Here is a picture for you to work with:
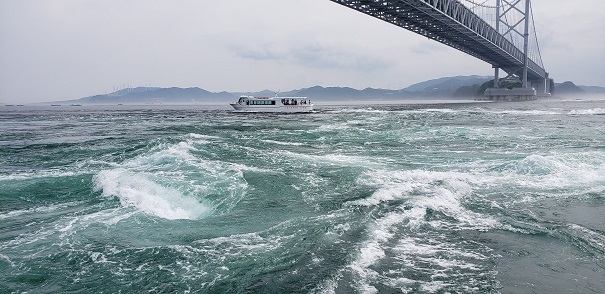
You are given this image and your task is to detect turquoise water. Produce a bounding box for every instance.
[1,99,604,293]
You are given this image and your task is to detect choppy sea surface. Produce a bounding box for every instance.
[1,98,604,293]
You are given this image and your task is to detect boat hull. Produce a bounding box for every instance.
[230,104,313,113]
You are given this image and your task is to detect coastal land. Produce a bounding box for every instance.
[3,75,603,106]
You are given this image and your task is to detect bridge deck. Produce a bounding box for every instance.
[330,0,547,81]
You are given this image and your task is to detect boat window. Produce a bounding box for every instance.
[250,100,276,105]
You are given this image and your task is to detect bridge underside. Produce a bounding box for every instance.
[329,0,547,82]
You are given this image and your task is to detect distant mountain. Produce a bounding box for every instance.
[555,81,585,96]
[72,87,236,104]
[578,85,605,95]
[55,75,605,105]
[231,89,277,97]
[278,86,408,101]
[276,76,492,101]
[403,75,491,95]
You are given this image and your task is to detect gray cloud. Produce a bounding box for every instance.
[233,42,392,71]
[410,41,449,55]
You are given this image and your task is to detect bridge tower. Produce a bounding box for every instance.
[486,0,550,101]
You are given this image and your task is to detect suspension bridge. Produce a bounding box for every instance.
[329,0,551,100]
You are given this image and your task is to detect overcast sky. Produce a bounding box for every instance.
[1,0,604,103]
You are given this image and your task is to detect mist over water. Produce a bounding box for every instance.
[1,98,604,293]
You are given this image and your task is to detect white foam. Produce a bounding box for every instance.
[0,201,82,220]
[89,251,114,264]
[187,133,221,140]
[423,108,459,113]
[312,122,351,132]
[341,168,497,292]
[349,212,404,275]
[124,141,199,168]
[348,212,413,292]
[0,253,15,267]
[567,224,605,253]
[49,207,143,241]
[348,169,497,229]
[92,138,250,215]
[507,152,605,191]
[260,139,305,146]
[2,221,58,249]
[327,108,388,114]
[346,202,494,293]
[489,109,562,116]
[281,150,385,169]
[569,108,605,115]
[186,133,223,145]
[93,169,211,220]
[0,169,79,181]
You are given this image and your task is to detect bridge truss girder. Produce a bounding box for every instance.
[329,0,547,82]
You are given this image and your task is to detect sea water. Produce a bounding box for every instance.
[1,98,604,293]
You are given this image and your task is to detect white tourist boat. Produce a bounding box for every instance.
[230,95,313,113]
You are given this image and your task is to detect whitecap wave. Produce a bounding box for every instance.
[92,138,250,219]
[93,169,211,220]
[279,149,385,169]
[341,168,498,292]
[348,169,497,229]
[346,208,495,293]
[260,139,305,146]
[0,201,83,220]
[504,152,605,191]
[491,109,562,116]
[0,169,80,181]
[423,108,459,113]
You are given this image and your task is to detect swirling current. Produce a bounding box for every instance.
[1,98,604,293]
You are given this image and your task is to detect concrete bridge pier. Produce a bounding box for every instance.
[482,87,537,101]
[532,79,550,97]
[482,75,552,101]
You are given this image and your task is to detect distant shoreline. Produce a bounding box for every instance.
[3,76,603,105]
[7,96,605,109]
